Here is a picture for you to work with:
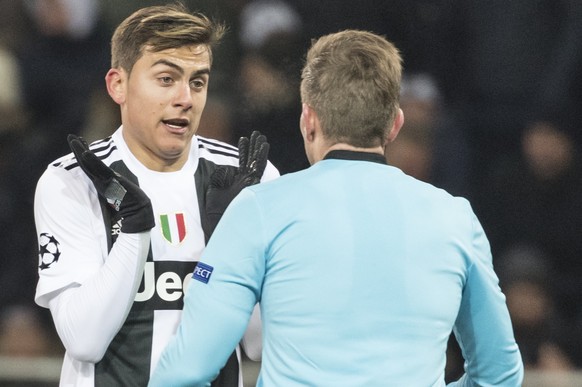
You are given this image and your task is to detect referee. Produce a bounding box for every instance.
[150,30,523,386]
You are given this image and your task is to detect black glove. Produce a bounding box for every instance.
[201,131,270,241]
[68,134,155,234]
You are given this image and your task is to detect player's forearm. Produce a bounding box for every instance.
[48,232,150,362]
[447,373,472,387]
[447,362,523,387]
[452,264,523,385]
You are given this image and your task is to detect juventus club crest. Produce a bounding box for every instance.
[160,213,187,244]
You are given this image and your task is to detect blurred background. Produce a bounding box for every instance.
[1,0,581,385]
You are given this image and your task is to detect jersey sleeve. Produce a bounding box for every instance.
[448,206,524,387]
[35,162,152,363]
[34,164,107,307]
[150,188,264,386]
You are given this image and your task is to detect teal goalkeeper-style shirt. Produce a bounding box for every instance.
[150,150,523,387]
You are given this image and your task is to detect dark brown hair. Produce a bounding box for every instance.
[111,3,225,73]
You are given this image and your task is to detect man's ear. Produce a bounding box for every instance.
[301,103,318,142]
[105,68,126,105]
[385,108,404,144]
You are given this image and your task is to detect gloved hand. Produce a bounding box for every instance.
[68,134,155,234]
[202,131,270,241]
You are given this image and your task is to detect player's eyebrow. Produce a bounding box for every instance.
[151,59,210,77]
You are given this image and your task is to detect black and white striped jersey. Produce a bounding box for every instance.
[35,127,278,386]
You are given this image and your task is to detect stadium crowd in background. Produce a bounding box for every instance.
[1,0,581,380]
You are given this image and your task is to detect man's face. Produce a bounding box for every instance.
[113,45,211,170]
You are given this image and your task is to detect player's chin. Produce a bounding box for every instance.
[160,125,193,141]
[158,136,192,157]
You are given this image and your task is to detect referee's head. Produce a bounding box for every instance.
[300,30,403,152]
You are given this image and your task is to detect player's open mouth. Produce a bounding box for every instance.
[162,118,189,132]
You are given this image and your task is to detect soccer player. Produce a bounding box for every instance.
[149,30,524,386]
[33,4,278,386]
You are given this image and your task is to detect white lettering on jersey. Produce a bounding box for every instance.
[135,262,193,302]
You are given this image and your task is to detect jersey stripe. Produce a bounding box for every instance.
[197,137,238,158]
[197,136,237,152]
[62,137,118,171]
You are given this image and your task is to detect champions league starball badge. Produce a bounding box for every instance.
[38,233,61,270]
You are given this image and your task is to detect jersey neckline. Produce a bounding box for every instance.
[323,149,387,165]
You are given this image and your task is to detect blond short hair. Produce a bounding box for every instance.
[301,30,402,147]
[111,3,225,73]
